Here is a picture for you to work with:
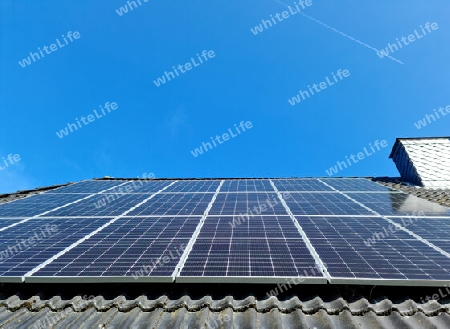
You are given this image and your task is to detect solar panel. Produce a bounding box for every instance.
[29,216,201,282]
[284,192,374,216]
[319,178,399,192]
[0,193,91,217]
[348,192,450,216]
[0,178,448,286]
[43,193,156,217]
[297,216,450,285]
[162,180,220,193]
[47,180,125,193]
[0,217,111,282]
[178,215,326,283]
[109,180,172,193]
[208,193,288,216]
[272,179,333,192]
[127,193,215,216]
[219,179,275,192]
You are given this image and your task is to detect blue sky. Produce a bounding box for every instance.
[0,0,448,193]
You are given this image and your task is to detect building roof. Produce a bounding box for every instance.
[389,137,450,187]
[1,178,450,328]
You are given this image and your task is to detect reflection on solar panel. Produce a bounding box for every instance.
[285,193,373,216]
[320,178,398,192]
[128,193,214,216]
[0,178,449,286]
[178,216,326,283]
[389,217,450,254]
[220,179,275,192]
[47,180,125,193]
[208,193,288,216]
[30,217,200,282]
[0,217,111,281]
[273,179,333,192]
[348,193,450,216]
[298,216,450,285]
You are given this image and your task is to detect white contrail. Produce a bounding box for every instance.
[272,0,404,64]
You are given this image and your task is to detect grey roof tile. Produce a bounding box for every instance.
[372,177,450,208]
[1,294,450,328]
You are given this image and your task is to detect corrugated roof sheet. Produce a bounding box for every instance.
[2,294,450,329]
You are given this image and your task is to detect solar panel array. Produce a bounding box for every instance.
[0,178,449,286]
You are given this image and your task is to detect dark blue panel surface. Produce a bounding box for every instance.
[46,180,125,193]
[127,193,214,216]
[0,218,27,228]
[348,193,450,216]
[208,193,288,216]
[285,193,373,216]
[45,193,152,217]
[219,179,274,192]
[163,180,220,193]
[115,181,172,193]
[180,216,322,277]
[298,216,450,281]
[0,194,89,217]
[0,217,110,277]
[272,179,333,192]
[32,217,200,277]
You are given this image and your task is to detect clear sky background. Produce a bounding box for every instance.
[0,1,448,193]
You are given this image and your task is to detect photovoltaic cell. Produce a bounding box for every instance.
[44,193,153,217]
[179,216,325,282]
[320,178,399,192]
[272,179,333,192]
[110,181,172,193]
[46,180,125,193]
[208,193,288,216]
[0,193,89,217]
[219,179,275,192]
[31,216,201,279]
[0,217,111,279]
[348,192,450,217]
[127,193,214,216]
[162,180,220,193]
[298,216,450,284]
[285,193,373,216]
